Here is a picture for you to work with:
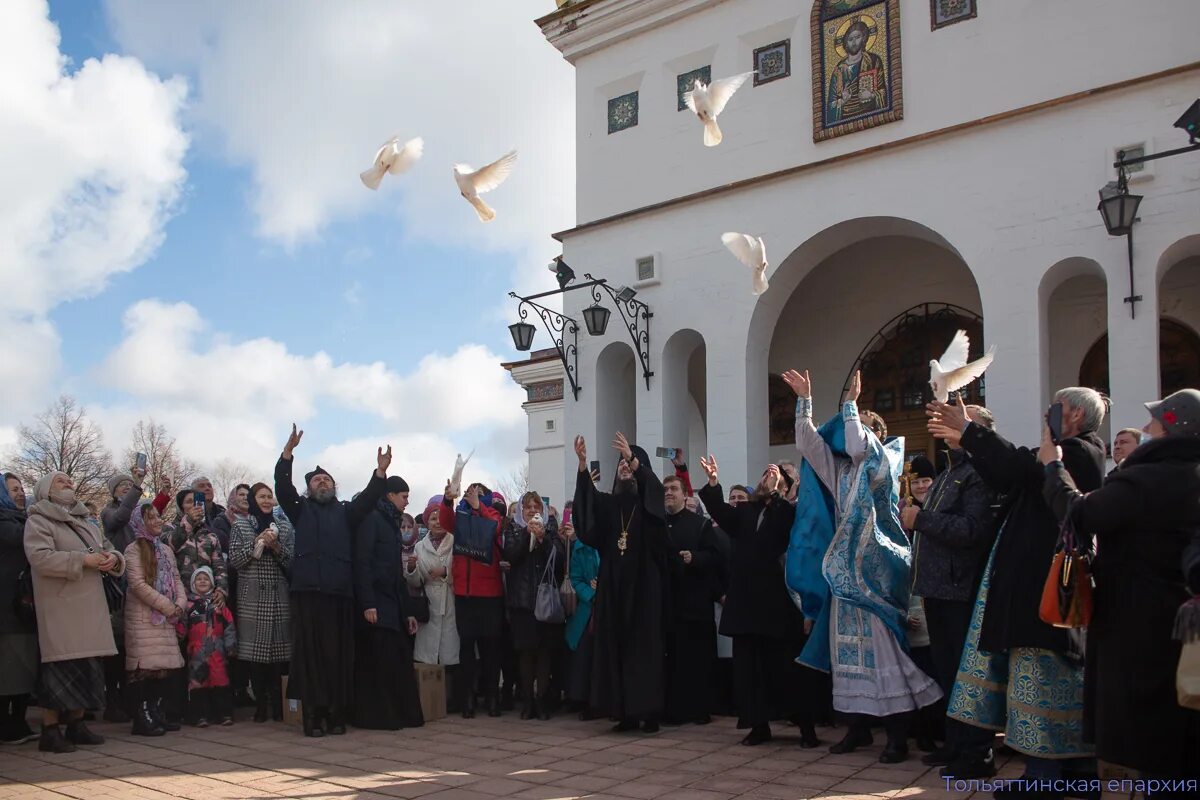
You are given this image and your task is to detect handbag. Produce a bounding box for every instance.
[67,523,125,614]
[407,586,431,624]
[560,539,578,618]
[452,510,496,565]
[1174,597,1200,710]
[534,542,564,624]
[12,566,36,627]
[1038,515,1093,629]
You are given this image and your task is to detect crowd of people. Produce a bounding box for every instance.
[1,380,1198,800]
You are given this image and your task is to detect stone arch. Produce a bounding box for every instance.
[660,329,707,472]
[748,216,980,468]
[1080,319,1200,399]
[1038,257,1108,402]
[1157,235,1200,396]
[594,341,638,480]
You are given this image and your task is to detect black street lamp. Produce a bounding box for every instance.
[508,321,536,352]
[1095,109,1200,319]
[582,303,611,337]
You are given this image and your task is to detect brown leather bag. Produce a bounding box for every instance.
[1039,516,1093,629]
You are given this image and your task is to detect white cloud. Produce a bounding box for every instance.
[0,0,188,417]
[90,299,527,499]
[105,0,575,290]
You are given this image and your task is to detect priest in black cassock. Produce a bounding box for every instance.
[572,433,671,734]
[698,458,819,748]
[661,474,720,726]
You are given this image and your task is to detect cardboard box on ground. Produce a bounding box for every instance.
[416,663,445,722]
[281,676,302,726]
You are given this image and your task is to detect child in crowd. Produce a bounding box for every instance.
[177,567,237,727]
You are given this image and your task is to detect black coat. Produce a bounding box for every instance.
[502,518,566,612]
[1044,435,1200,777]
[699,484,803,640]
[354,503,415,633]
[573,464,670,720]
[911,449,997,602]
[209,514,232,554]
[960,423,1105,653]
[275,457,386,598]
[0,506,32,634]
[664,509,720,622]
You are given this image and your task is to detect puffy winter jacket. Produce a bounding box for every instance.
[449,502,505,598]
[123,541,186,672]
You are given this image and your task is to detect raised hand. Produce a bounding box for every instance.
[283,423,304,459]
[574,435,588,471]
[444,479,458,501]
[699,454,719,486]
[782,369,811,399]
[927,394,971,431]
[376,445,392,476]
[612,431,633,462]
[465,484,480,510]
[845,369,862,404]
[671,447,686,467]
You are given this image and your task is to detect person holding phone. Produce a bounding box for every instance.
[927,387,1107,782]
[1039,388,1200,790]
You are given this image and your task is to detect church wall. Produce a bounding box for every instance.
[1161,255,1200,341]
[568,0,1200,223]
[524,400,567,509]
[550,2,1200,488]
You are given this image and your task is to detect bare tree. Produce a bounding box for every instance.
[210,458,258,502]
[494,461,530,505]
[124,419,198,500]
[6,395,115,508]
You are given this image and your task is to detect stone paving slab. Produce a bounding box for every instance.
[0,712,1018,799]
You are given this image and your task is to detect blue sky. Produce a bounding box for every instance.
[2,0,575,496]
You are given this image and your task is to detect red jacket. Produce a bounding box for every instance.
[447,502,505,598]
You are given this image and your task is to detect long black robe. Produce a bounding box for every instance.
[573,463,671,721]
[663,509,719,723]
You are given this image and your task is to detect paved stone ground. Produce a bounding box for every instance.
[0,713,1027,800]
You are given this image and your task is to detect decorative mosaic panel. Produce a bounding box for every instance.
[527,380,564,403]
[607,91,639,134]
[811,0,903,142]
[931,0,977,29]
[677,65,712,111]
[753,40,790,86]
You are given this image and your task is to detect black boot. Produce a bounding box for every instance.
[486,694,501,718]
[64,719,104,746]
[829,724,873,754]
[798,721,820,749]
[38,724,76,754]
[2,697,36,744]
[102,676,130,724]
[520,700,535,720]
[462,692,476,719]
[268,669,284,723]
[325,707,346,736]
[741,724,772,746]
[130,682,165,737]
[301,706,325,738]
[148,681,178,734]
[536,696,551,721]
[251,666,268,723]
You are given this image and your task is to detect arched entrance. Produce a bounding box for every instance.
[1080,319,1200,398]
[755,219,982,468]
[661,329,707,470]
[851,304,984,460]
[595,341,637,480]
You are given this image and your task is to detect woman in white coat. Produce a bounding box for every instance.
[405,500,459,668]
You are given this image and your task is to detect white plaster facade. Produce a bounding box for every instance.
[529,0,1200,489]
[503,349,568,508]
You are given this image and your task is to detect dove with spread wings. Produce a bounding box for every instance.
[929,330,996,403]
[449,449,475,498]
[720,232,769,295]
[360,136,424,190]
[683,71,754,147]
[454,150,517,223]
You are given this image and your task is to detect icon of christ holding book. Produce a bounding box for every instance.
[826,17,887,123]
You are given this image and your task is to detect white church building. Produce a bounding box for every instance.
[506,0,1200,499]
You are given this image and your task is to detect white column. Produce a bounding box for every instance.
[706,333,754,487]
[1104,240,1160,430]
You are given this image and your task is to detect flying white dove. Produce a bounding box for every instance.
[721,232,769,295]
[453,150,517,222]
[449,449,475,498]
[359,136,424,190]
[929,330,996,403]
[683,71,754,147]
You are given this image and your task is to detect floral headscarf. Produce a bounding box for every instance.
[225,486,249,526]
[130,500,179,625]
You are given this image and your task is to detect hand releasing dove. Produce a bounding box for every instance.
[721,232,769,295]
[929,330,996,403]
[360,136,424,190]
[683,71,754,147]
[454,150,517,222]
[449,449,475,498]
